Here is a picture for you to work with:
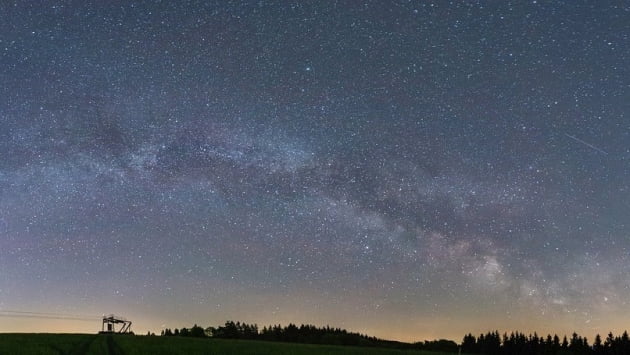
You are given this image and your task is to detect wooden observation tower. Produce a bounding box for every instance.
[100,314,132,334]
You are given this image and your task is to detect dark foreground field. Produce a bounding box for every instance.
[0,333,458,355]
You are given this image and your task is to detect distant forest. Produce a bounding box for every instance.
[158,321,630,355]
[462,330,630,355]
[159,321,457,352]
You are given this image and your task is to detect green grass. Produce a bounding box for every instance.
[0,334,458,355]
[0,333,96,355]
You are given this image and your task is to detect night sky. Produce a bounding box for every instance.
[1,1,629,342]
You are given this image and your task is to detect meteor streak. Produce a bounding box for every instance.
[564,134,608,155]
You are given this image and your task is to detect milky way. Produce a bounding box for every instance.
[1,1,629,341]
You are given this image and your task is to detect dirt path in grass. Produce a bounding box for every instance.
[67,335,98,355]
[105,335,126,355]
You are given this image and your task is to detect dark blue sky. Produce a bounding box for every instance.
[1,1,629,341]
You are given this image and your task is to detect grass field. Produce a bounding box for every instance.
[0,334,458,355]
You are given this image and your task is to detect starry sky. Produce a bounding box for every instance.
[1,0,629,342]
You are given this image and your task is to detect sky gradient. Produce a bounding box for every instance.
[1,0,629,342]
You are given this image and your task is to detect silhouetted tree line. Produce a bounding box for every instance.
[462,330,630,355]
[160,320,457,352]
[208,321,384,347]
[161,324,206,338]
